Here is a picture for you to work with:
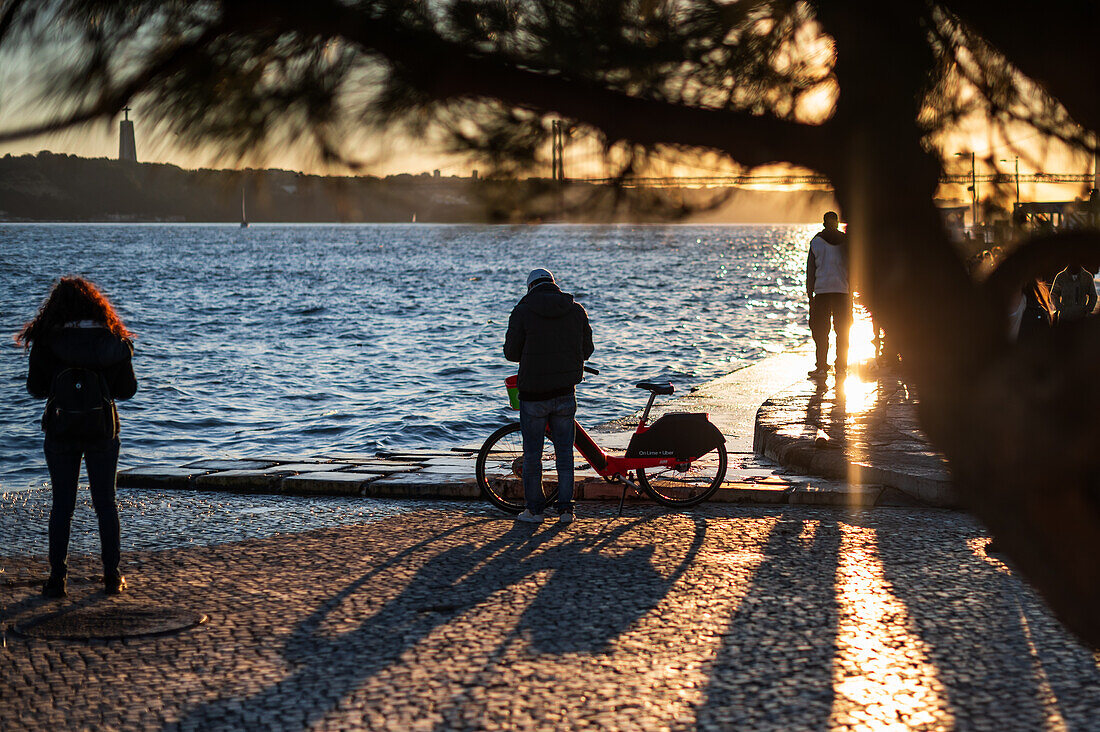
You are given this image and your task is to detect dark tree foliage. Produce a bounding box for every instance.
[3,0,1100,647]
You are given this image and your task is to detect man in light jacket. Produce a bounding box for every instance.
[806,211,850,377]
[1051,263,1096,322]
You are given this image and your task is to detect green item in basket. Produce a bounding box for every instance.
[505,375,520,410]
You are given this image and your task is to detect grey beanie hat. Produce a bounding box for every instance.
[527,268,555,289]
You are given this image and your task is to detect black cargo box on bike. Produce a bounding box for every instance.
[624,413,725,460]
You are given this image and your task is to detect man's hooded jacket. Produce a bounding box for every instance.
[504,282,594,401]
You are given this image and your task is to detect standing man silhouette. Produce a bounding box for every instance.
[806,211,851,378]
[504,269,593,525]
[1051,263,1097,321]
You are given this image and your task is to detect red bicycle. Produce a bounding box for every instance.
[475,367,728,513]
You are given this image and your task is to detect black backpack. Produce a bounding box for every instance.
[43,367,118,440]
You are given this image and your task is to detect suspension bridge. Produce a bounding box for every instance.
[541,131,1098,189]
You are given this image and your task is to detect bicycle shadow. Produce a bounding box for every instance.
[164,512,707,730]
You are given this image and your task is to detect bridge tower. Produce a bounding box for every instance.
[118,107,137,163]
[551,120,565,182]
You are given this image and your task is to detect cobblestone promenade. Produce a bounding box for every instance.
[4,494,1100,731]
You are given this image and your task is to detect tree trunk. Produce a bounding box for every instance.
[818,1,1100,649]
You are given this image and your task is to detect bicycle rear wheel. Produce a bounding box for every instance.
[475,423,564,514]
[636,443,727,507]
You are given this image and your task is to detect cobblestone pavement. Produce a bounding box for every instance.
[0,487,467,558]
[4,503,1099,730]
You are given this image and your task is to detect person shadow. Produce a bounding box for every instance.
[805,372,848,447]
[875,521,1100,727]
[164,513,707,730]
[1,576,115,636]
[694,513,842,727]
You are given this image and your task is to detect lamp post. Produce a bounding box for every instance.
[1001,156,1020,206]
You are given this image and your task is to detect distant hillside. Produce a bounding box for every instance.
[0,152,835,223]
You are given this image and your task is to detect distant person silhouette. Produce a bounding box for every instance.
[1008,279,1054,342]
[504,269,593,525]
[1051,264,1096,321]
[16,277,137,598]
[806,211,851,377]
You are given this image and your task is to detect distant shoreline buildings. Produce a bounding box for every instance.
[0,151,837,224]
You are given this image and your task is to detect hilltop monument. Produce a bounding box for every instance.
[118,107,137,162]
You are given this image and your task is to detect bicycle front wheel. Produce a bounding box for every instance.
[637,443,727,508]
[475,423,561,514]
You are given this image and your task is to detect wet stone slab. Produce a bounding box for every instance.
[367,472,481,499]
[116,467,210,489]
[192,470,280,493]
[182,459,276,471]
[261,463,356,474]
[281,472,372,496]
[341,461,425,473]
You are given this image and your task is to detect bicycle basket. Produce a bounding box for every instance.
[504,375,520,410]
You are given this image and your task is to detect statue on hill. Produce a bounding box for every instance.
[118,107,136,163]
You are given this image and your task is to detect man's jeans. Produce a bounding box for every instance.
[809,293,853,370]
[44,436,121,579]
[519,394,577,515]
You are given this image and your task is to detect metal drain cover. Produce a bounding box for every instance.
[14,603,207,640]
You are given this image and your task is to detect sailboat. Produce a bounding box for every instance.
[240,187,249,228]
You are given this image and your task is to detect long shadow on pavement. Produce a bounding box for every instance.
[694,512,841,728]
[164,512,707,730]
[876,518,1100,728]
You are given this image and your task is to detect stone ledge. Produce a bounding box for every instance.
[281,472,373,496]
[193,469,281,493]
[754,387,959,508]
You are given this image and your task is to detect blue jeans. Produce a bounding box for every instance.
[44,435,122,579]
[519,394,577,515]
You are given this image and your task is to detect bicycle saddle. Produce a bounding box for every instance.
[635,380,675,395]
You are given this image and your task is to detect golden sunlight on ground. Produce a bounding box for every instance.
[829,524,954,730]
[838,302,883,416]
[845,302,879,371]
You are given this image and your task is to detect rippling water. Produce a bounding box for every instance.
[0,223,815,489]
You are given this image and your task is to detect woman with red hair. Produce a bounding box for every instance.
[16,277,137,598]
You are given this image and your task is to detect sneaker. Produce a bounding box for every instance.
[558,510,575,525]
[104,574,127,596]
[808,367,828,378]
[42,575,66,599]
[515,510,543,524]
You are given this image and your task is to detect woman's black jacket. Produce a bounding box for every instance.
[26,324,137,434]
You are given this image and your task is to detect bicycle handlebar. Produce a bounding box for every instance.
[583,366,600,375]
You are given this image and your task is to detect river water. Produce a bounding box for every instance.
[0,223,816,490]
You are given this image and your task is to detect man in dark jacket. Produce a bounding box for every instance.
[504,268,594,524]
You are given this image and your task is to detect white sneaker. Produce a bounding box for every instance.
[516,509,544,524]
[558,510,575,525]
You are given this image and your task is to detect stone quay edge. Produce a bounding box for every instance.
[116,350,957,509]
